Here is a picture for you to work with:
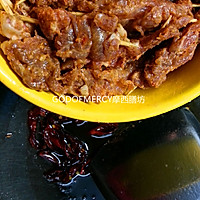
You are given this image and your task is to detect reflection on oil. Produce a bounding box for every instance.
[107,137,200,200]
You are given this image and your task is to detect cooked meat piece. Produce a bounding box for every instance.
[94,13,118,32]
[56,14,92,60]
[130,70,148,89]
[35,7,92,60]
[49,60,136,97]
[88,63,135,97]
[29,0,97,12]
[49,67,92,96]
[36,7,71,40]
[125,25,181,63]
[128,12,194,61]
[63,0,97,12]
[29,0,57,7]
[0,11,31,40]
[127,0,193,35]
[90,17,138,63]
[138,25,180,57]
[90,15,140,64]
[144,20,200,88]
[1,35,60,91]
[54,24,75,57]
[89,21,108,62]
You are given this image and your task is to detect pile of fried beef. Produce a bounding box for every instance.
[0,0,200,98]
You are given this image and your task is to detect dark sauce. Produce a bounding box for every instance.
[28,107,119,184]
[89,123,118,138]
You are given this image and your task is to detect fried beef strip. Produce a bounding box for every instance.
[36,7,92,60]
[133,19,186,59]
[56,14,92,60]
[49,59,136,97]
[88,62,136,97]
[144,19,200,88]
[125,0,193,35]
[35,7,71,40]
[1,35,60,91]
[90,17,130,63]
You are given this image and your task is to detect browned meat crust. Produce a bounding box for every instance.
[55,14,92,60]
[49,62,136,97]
[144,19,200,87]
[35,7,71,40]
[1,35,60,91]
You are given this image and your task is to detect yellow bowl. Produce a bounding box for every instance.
[0,46,200,123]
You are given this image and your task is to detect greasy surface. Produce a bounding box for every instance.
[144,20,200,87]
[0,0,199,98]
[1,35,60,91]
[1,83,200,200]
[0,83,105,200]
[91,107,200,200]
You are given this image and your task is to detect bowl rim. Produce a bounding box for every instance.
[0,70,200,123]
